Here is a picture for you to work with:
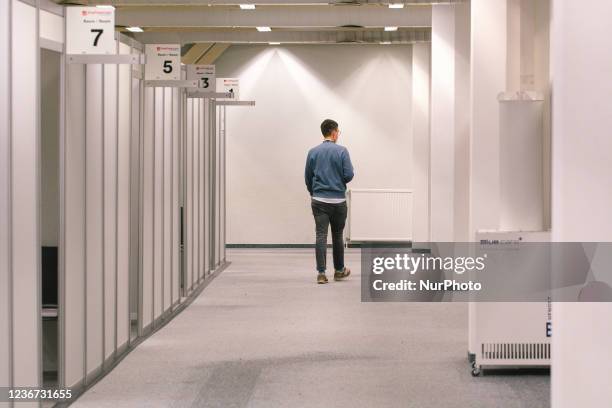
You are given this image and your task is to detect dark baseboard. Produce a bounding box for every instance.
[227,243,318,248]
[227,242,415,249]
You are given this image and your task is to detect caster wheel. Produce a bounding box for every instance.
[471,367,481,377]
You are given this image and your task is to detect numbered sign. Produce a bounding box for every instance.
[187,65,216,91]
[145,44,181,81]
[66,7,116,55]
[216,78,240,100]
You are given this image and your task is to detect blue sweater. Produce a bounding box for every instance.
[305,140,354,199]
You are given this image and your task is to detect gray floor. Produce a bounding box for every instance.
[73,249,549,408]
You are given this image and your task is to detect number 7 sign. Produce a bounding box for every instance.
[66,7,116,55]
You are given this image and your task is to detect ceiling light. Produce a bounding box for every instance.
[269,42,281,45]
[96,5,115,9]
[380,41,392,45]
[388,3,404,9]
[384,26,398,31]
[240,4,256,10]
[126,26,144,33]
[256,26,272,32]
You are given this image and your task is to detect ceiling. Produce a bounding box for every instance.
[56,0,461,63]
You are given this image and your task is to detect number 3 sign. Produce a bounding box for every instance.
[145,44,181,81]
[66,7,116,55]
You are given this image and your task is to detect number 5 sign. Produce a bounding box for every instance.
[66,7,116,55]
[145,44,181,81]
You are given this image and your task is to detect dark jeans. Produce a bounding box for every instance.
[311,199,347,273]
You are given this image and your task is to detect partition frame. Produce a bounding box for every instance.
[26,18,236,403]
[59,30,142,393]
[50,23,68,394]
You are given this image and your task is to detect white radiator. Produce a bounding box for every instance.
[347,189,413,242]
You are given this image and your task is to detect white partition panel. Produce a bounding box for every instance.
[129,73,141,330]
[215,105,221,266]
[199,99,205,280]
[172,89,180,303]
[204,99,211,273]
[0,1,11,403]
[203,99,208,271]
[9,0,41,398]
[208,101,214,269]
[163,87,173,311]
[64,62,86,388]
[63,37,137,390]
[220,106,226,262]
[103,62,118,361]
[153,88,164,320]
[138,84,182,318]
[116,42,132,349]
[85,64,104,376]
[187,98,194,292]
[194,98,201,282]
[141,87,154,329]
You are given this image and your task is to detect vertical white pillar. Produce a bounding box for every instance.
[550,1,612,407]
[453,3,471,242]
[468,0,507,358]
[430,5,456,242]
[430,3,470,242]
[469,0,507,236]
[411,43,430,243]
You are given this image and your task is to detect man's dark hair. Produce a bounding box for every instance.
[320,119,338,137]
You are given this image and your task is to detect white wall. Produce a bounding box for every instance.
[550,1,612,406]
[469,0,507,237]
[216,44,414,244]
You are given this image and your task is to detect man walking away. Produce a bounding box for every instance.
[304,119,354,284]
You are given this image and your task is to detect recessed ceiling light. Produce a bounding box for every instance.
[240,4,256,10]
[126,26,144,33]
[384,26,398,31]
[388,3,404,9]
[269,42,281,45]
[96,5,115,9]
[256,26,272,32]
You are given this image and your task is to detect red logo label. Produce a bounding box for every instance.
[81,10,87,16]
